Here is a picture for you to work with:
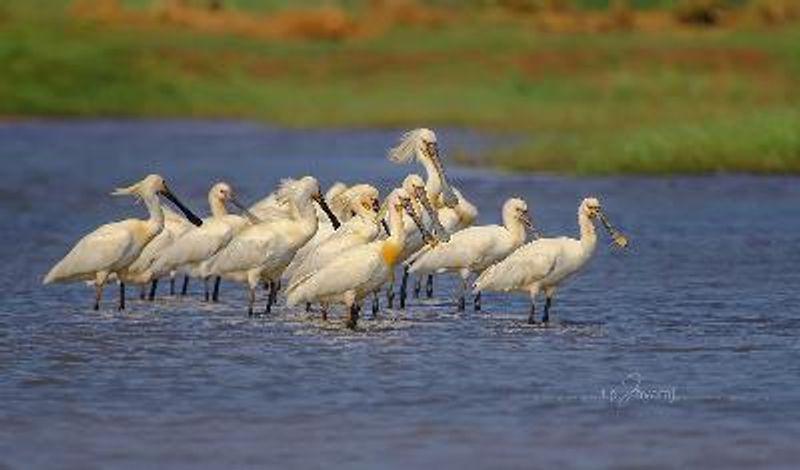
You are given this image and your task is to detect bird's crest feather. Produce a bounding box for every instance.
[387,129,424,164]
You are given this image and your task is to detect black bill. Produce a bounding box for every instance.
[160,186,203,227]
[314,194,341,229]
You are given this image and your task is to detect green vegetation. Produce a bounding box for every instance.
[1,0,799,174]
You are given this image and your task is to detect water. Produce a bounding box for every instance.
[1,121,799,469]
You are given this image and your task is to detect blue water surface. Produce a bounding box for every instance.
[1,121,799,469]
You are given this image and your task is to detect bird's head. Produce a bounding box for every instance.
[211,182,259,224]
[581,197,602,219]
[402,174,450,243]
[388,128,458,209]
[394,188,436,247]
[112,174,166,199]
[112,174,202,227]
[504,197,540,239]
[581,197,628,248]
[211,182,232,201]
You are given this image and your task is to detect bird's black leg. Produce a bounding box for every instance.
[413,277,421,298]
[386,286,394,309]
[399,267,409,309]
[473,291,481,311]
[212,276,221,302]
[346,303,359,329]
[263,280,278,315]
[148,279,158,301]
[426,274,434,298]
[542,297,552,324]
[118,282,126,311]
[271,280,280,305]
[306,303,312,313]
[94,284,102,311]
[180,275,189,296]
[263,281,274,315]
[169,276,175,296]
[204,277,210,302]
[372,294,379,317]
[248,288,255,317]
[527,302,536,325]
[457,275,467,312]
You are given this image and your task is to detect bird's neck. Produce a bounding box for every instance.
[578,211,597,257]
[419,157,443,203]
[456,198,478,226]
[295,198,319,235]
[504,214,527,246]
[144,193,165,236]
[381,208,406,266]
[209,196,227,218]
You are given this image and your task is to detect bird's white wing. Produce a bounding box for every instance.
[162,205,193,229]
[286,245,381,305]
[288,234,369,289]
[409,226,499,274]
[474,241,560,293]
[151,225,232,274]
[127,228,175,274]
[203,228,277,276]
[44,222,135,283]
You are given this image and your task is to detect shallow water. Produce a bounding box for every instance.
[1,121,799,469]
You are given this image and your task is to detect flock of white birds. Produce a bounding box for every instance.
[43,128,627,328]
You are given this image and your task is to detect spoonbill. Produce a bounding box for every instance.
[409,197,533,311]
[473,197,628,324]
[286,188,433,329]
[142,182,256,301]
[202,176,339,316]
[43,174,202,310]
[388,129,463,306]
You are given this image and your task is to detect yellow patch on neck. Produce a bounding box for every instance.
[381,240,402,267]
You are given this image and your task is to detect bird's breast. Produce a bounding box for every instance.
[381,241,402,267]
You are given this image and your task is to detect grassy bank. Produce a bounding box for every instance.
[1,1,799,174]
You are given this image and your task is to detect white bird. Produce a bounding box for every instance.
[142,182,255,300]
[473,197,628,324]
[388,128,466,306]
[202,176,338,316]
[286,188,432,329]
[43,174,202,310]
[409,197,533,311]
[287,188,382,291]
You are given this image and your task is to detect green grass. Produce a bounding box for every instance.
[1,0,799,174]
